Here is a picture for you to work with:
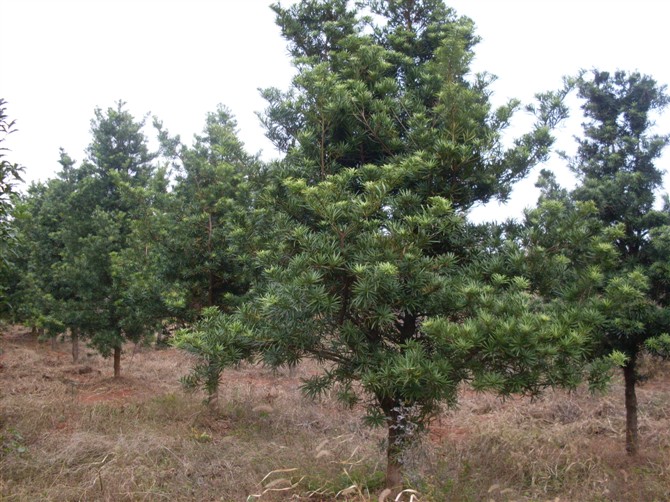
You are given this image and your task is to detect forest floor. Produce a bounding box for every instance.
[1,325,670,501]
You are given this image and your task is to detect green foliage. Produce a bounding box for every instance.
[260,0,568,208]
[153,106,260,318]
[566,70,670,359]
[172,307,255,402]
[529,69,670,455]
[0,99,25,316]
[645,333,670,358]
[0,99,24,242]
[9,102,165,372]
[186,0,591,488]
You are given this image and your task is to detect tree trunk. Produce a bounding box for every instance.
[623,358,638,455]
[207,212,215,307]
[51,335,57,350]
[381,397,404,491]
[208,272,215,307]
[386,418,403,491]
[113,346,121,378]
[71,328,79,363]
[208,387,219,409]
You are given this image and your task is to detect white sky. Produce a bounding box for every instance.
[2,0,669,221]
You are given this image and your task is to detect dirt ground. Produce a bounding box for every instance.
[2,325,670,501]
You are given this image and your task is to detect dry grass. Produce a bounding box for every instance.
[2,326,670,501]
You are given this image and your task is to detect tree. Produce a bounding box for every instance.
[154,106,259,319]
[12,150,92,357]
[181,0,596,490]
[564,70,670,455]
[165,107,278,402]
[23,102,161,376]
[0,99,25,316]
[246,164,601,489]
[84,102,160,376]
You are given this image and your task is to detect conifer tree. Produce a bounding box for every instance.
[78,102,159,376]
[155,106,259,318]
[0,99,24,316]
[179,0,596,490]
[19,102,162,376]
[4,148,78,338]
[164,107,273,403]
[563,70,670,455]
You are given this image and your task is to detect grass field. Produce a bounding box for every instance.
[2,326,669,501]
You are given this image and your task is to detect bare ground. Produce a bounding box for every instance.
[1,325,669,501]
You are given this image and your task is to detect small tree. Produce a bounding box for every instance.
[11,151,91,358]
[0,99,24,317]
[154,106,259,319]
[246,163,604,488]
[175,1,616,489]
[563,70,670,455]
[248,0,589,489]
[32,102,162,376]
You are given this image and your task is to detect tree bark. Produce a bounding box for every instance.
[208,272,215,307]
[113,346,121,378]
[71,328,79,363]
[624,358,638,455]
[386,418,403,491]
[208,387,219,409]
[381,397,404,491]
[207,212,215,307]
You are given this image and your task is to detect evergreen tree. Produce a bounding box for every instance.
[255,2,582,489]
[0,99,25,316]
[564,70,670,455]
[10,174,72,346]
[178,0,595,490]
[29,102,161,376]
[164,107,276,403]
[82,102,159,376]
[155,106,259,318]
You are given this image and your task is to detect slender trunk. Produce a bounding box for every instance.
[113,346,121,378]
[386,419,403,491]
[381,397,404,491]
[624,357,638,455]
[208,212,215,307]
[51,335,57,350]
[208,387,219,409]
[71,328,79,363]
[208,273,215,307]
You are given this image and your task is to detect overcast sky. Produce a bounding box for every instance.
[2,0,669,221]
